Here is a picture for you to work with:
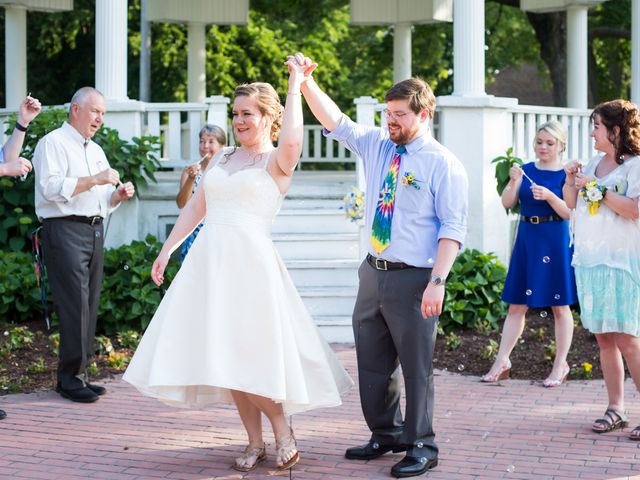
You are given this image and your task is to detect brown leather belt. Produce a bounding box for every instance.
[46,215,104,226]
[520,214,562,224]
[366,254,414,271]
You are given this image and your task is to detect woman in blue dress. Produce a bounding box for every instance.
[482,121,578,387]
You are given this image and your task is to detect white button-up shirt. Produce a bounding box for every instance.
[33,121,116,220]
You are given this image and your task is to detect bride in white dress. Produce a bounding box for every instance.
[123,54,353,471]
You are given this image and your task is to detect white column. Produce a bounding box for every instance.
[188,23,207,103]
[5,6,27,108]
[139,0,151,102]
[452,0,485,97]
[205,95,230,135]
[632,0,640,105]
[437,95,518,263]
[96,0,128,101]
[566,6,588,109]
[393,23,412,83]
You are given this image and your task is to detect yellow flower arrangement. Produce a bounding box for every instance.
[579,180,607,216]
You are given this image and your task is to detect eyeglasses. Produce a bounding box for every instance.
[382,108,412,121]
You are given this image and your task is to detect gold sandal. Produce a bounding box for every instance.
[276,429,300,470]
[232,443,266,472]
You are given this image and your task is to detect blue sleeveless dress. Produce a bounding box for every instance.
[501,162,578,307]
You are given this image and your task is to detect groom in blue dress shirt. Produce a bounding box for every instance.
[297,55,468,478]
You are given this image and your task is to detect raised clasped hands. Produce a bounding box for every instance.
[284,53,317,86]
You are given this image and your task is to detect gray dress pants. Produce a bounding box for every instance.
[42,218,104,390]
[352,259,438,459]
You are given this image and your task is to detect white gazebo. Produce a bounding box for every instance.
[1,0,73,108]
[144,0,248,103]
[350,0,452,83]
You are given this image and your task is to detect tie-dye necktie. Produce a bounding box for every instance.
[370,145,405,254]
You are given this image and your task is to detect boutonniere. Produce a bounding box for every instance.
[401,171,421,190]
[579,180,607,216]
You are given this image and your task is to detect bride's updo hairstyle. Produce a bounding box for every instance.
[234,83,284,142]
[590,99,640,164]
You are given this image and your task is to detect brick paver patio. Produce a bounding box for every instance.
[1,345,639,479]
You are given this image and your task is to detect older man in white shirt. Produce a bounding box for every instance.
[33,87,135,403]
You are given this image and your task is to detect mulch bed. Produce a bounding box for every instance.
[0,311,603,396]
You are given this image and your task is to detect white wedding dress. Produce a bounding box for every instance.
[123,158,353,414]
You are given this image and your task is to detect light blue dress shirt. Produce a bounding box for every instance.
[325,114,468,268]
[0,146,4,164]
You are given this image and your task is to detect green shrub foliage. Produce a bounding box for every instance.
[491,147,524,215]
[440,249,508,333]
[0,251,43,324]
[98,235,179,335]
[0,235,178,333]
[1,108,160,252]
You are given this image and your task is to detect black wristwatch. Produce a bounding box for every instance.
[429,274,445,286]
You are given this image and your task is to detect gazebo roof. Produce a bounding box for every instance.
[0,0,72,12]
[144,0,248,25]
[520,0,606,13]
[350,0,452,25]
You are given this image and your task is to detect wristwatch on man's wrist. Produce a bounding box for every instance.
[429,274,445,286]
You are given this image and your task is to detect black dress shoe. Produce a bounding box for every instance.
[391,455,438,478]
[345,441,405,460]
[0,409,6,420]
[56,385,99,403]
[86,383,107,396]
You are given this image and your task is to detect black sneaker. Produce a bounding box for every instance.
[0,409,6,420]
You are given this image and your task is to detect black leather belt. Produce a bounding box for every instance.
[50,215,104,226]
[366,254,414,271]
[520,214,562,224]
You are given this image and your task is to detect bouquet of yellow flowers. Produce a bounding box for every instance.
[579,180,607,216]
[342,186,365,222]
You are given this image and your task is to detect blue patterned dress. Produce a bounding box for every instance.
[179,173,204,263]
[501,162,578,307]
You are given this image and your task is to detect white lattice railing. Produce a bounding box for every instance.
[509,104,594,163]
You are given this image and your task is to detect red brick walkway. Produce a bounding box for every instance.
[1,345,639,479]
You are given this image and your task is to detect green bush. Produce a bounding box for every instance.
[441,248,508,333]
[0,251,43,324]
[1,108,161,252]
[491,147,524,215]
[98,235,179,335]
[0,235,178,334]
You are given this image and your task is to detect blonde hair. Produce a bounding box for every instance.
[535,120,568,154]
[233,82,283,142]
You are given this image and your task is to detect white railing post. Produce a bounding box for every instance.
[354,96,379,260]
[205,95,231,139]
[354,96,378,192]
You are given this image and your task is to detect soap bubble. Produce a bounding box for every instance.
[540,311,548,318]
[525,289,532,296]
[542,256,550,263]
[554,294,561,300]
